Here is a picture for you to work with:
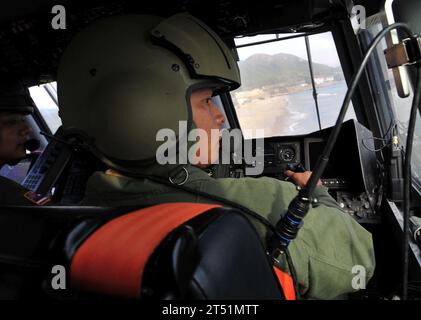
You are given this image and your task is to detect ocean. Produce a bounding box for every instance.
[281,81,357,136]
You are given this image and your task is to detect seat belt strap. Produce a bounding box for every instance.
[70,202,296,300]
[273,266,296,300]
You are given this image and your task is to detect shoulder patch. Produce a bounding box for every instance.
[24,191,51,206]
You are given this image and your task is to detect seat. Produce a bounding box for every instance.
[143,206,286,299]
[0,204,132,299]
[65,203,287,300]
[0,203,291,299]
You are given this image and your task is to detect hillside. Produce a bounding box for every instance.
[238,53,344,89]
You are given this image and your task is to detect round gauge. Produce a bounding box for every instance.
[278,146,296,162]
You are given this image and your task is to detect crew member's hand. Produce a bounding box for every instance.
[284,170,322,188]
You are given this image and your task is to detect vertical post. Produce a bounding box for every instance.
[305,35,322,131]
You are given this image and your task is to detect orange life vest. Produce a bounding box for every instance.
[70,203,296,300]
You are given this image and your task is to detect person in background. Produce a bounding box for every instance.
[0,87,44,205]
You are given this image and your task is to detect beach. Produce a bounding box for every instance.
[233,82,357,139]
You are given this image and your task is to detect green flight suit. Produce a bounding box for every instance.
[81,164,375,300]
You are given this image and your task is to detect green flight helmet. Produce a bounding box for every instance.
[0,82,34,115]
[57,13,240,171]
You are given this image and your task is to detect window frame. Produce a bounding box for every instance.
[229,29,362,138]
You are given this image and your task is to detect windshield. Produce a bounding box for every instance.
[28,82,62,134]
[231,32,356,139]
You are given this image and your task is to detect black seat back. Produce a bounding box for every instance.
[142,207,285,300]
[0,205,285,300]
[0,205,134,299]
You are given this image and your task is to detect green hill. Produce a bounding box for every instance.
[238,53,344,90]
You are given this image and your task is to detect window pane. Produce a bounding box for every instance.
[232,32,356,139]
[308,33,356,129]
[28,82,62,134]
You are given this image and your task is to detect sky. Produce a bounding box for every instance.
[28,82,62,133]
[234,32,342,68]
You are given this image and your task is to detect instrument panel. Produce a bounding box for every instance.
[257,142,301,175]
[245,120,381,223]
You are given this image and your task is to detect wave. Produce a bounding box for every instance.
[318,93,338,97]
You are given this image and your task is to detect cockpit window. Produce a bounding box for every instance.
[232,32,356,139]
[28,82,62,134]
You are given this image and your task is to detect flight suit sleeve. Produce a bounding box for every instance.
[198,176,376,300]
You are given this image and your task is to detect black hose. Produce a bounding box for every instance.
[284,247,301,299]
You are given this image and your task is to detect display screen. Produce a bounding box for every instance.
[306,139,338,179]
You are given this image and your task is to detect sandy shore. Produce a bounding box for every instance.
[234,94,297,138]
